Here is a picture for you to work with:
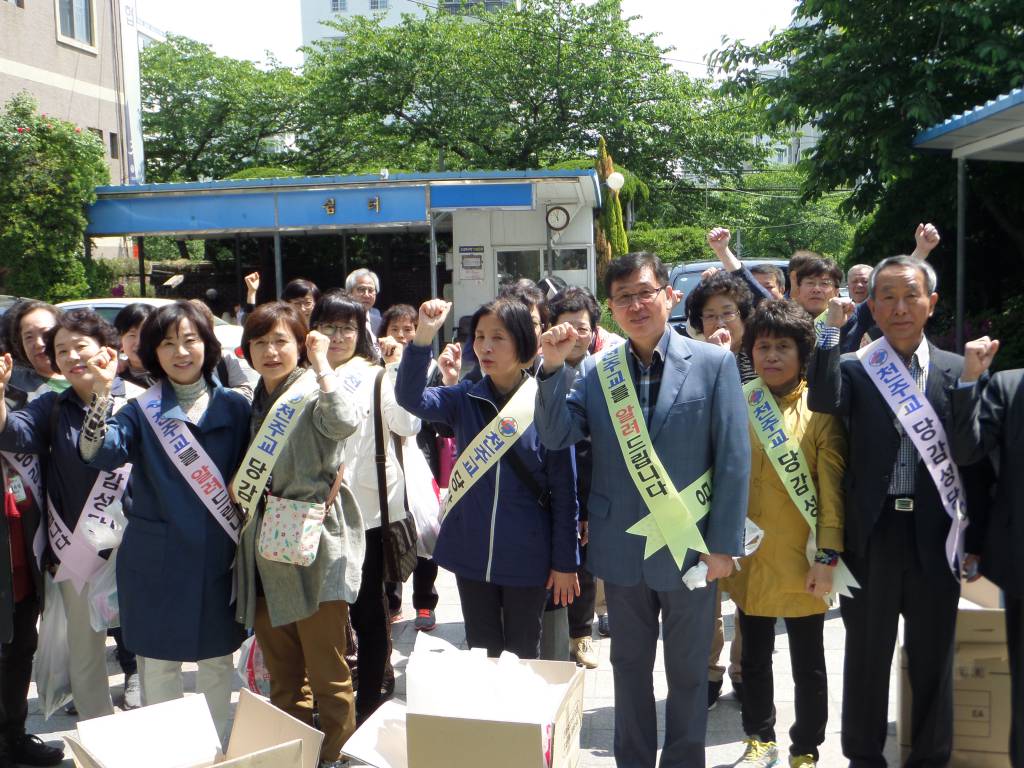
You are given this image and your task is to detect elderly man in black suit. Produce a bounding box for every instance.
[808,254,981,767]
[950,336,1023,767]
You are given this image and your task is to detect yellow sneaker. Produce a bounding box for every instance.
[789,755,816,768]
[736,738,778,766]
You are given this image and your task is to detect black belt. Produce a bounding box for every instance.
[888,495,915,512]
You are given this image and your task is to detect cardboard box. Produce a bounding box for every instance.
[64,688,324,768]
[343,635,585,768]
[962,576,1004,609]
[898,593,1012,768]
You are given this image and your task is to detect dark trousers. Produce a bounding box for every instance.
[605,580,716,768]
[350,527,388,720]
[1009,594,1024,768]
[109,627,137,677]
[385,557,439,612]
[0,593,39,740]
[840,509,960,768]
[568,544,596,639]
[455,576,547,659]
[738,609,827,759]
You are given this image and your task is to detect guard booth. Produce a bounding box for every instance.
[86,170,603,335]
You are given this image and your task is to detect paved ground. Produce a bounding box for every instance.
[30,567,900,767]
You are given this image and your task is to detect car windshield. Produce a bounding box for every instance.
[670,271,704,319]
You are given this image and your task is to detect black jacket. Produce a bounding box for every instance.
[950,369,1024,596]
[807,340,983,576]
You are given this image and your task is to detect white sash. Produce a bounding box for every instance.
[137,384,242,543]
[48,465,130,594]
[442,376,538,520]
[857,336,966,575]
[1,452,43,509]
[231,370,320,527]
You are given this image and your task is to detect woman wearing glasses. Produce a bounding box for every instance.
[312,290,419,723]
[685,272,757,384]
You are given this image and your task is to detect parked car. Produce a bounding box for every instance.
[668,259,791,325]
[56,297,245,358]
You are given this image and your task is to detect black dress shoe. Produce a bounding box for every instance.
[707,679,723,710]
[10,734,64,767]
[597,613,610,637]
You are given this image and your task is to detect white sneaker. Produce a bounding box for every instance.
[570,636,598,669]
[736,738,779,767]
[123,673,141,710]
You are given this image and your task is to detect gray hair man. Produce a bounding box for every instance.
[345,268,382,337]
[846,264,872,303]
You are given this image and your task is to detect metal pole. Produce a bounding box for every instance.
[342,233,349,280]
[429,214,440,356]
[234,235,242,306]
[137,237,146,297]
[956,159,967,352]
[273,233,283,299]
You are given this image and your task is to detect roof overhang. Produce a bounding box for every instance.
[913,87,1024,162]
[86,170,603,238]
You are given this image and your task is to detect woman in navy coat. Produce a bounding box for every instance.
[79,302,249,743]
[395,297,579,660]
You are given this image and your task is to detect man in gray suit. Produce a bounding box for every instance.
[534,252,750,768]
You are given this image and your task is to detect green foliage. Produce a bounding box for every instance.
[627,224,709,262]
[143,237,204,262]
[226,166,301,180]
[299,0,765,180]
[0,93,109,301]
[141,36,302,182]
[711,1,1024,322]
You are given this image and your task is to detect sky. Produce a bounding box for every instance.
[134,0,797,76]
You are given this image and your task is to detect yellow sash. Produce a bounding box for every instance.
[742,377,859,600]
[596,344,709,569]
[442,375,538,520]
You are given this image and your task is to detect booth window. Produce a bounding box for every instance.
[369,0,389,9]
[331,0,346,10]
[57,0,96,47]
[109,132,120,159]
[553,248,588,271]
[496,249,541,286]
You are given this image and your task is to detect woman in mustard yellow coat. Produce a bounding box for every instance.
[724,300,847,768]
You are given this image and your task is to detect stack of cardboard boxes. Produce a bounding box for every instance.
[899,577,1011,768]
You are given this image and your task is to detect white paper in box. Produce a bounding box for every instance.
[65,688,324,768]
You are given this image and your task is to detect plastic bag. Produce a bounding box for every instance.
[402,439,441,557]
[236,634,271,698]
[81,500,127,552]
[87,554,119,631]
[34,573,72,719]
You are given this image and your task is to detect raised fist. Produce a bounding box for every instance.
[707,227,731,255]
[914,223,941,256]
[244,272,260,303]
[86,347,119,393]
[539,322,579,373]
[0,353,12,388]
[826,297,855,328]
[962,336,999,383]
[379,335,404,365]
[438,342,462,385]
[417,300,451,336]
[305,329,331,362]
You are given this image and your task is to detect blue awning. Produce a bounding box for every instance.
[86,169,601,237]
[913,88,1024,162]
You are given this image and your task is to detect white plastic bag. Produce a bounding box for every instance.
[34,573,72,719]
[87,554,119,631]
[81,501,127,552]
[235,634,271,697]
[402,438,441,557]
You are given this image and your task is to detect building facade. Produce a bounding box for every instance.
[300,0,517,48]
[0,0,144,186]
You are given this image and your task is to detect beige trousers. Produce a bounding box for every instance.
[138,654,235,745]
[57,579,115,720]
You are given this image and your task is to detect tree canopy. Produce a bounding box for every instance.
[0,93,109,300]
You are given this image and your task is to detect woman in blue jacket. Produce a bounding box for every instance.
[395,297,579,659]
[78,302,249,743]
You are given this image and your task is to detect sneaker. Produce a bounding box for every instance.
[597,613,610,637]
[123,673,141,710]
[389,608,403,624]
[789,755,816,767]
[570,636,598,669]
[63,701,77,716]
[9,734,64,767]
[736,738,778,767]
[708,679,723,710]
[414,608,436,631]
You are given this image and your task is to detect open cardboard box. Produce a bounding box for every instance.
[343,635,585,768]
[64,688,324,768]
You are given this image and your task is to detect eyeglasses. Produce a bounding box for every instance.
[801,279,836,290]
[288,298,316,310]
[318,324,359,338]
[610,286,667,309]
[352,286,377,296]
[701,311,739,325]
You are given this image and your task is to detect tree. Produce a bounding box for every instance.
[299,0,765,181]
[0,93,109,300]
[710,1,1024,298]
[141,36,302,182]
[595,137,628,277]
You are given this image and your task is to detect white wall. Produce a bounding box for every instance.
[301,0,424,48]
